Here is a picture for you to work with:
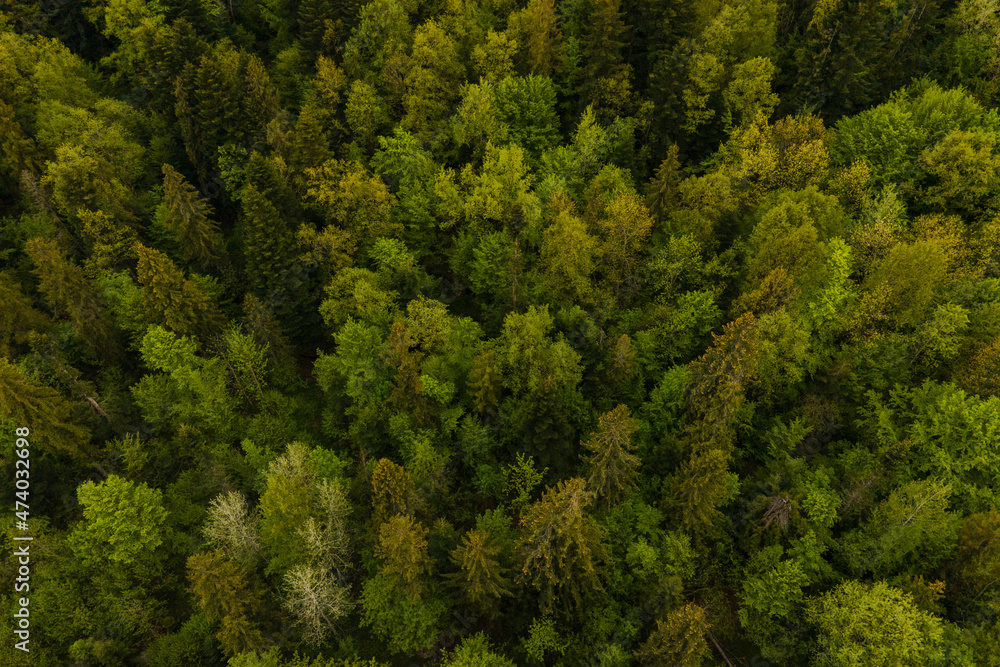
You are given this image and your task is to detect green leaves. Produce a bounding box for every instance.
[69,475,167,578]
[808,581,945,666]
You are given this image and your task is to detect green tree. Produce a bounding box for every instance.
[448,527,511,609]
[240,184,295,299]
[159,163,222,268]
[402,20,464,141]
[516,477,608,615]
[0,358,90,456]
[583,404,640,504]
[188,551,267,656]
[67,475,168,582]
[634,602,711,667]
[442,633,517,667]
[25,237,116,357]
[135,243,222,339]
[808,580,945,666]
[375,514,433,599]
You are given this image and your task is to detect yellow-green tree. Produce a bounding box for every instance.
[516,477,607,615]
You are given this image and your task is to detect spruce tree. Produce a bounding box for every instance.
[516,477,607,615]
[583,404,640,504]
[240,183,294,299]
[448,528,511,610]
[135,243,222,339]
[161,163,222,268]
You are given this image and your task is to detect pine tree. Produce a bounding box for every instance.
[297,0,332,54]
[161,163,222,268]
[187,551,266,656]
[375,514,433,600]
[634,603,711,667]
[516,477,607,615]
[194,54,228,164]
[0,357,90,456]
[581,0,629,101]
[289,103,332,183]
[25,237,117,358]
[0,273,45,357]
[448,528,511,609]
[135,243,222,339]
[381,322,433,424]
[468,351,501,415]
[371,458,415,525]
[524,0,563,76]
[646,144,682,226]
[240,183,294,298]
[583,404,640,504]
[667,447,735,538]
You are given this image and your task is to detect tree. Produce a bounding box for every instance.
[634,603,711,667]
[646,144,682,226]
[67,475,167,581]
[344,80,389,151]
[864,239,949,327]
[507,0,563,77]
[204,491,261,565]
[0,357,91,456]
[25,237,117,357]
[516,477,608,615]
[442,633,517,667]
[371,457,416,524]
[597,187,655,298]
[282,563,351,645]
[0,273,45,357]
[448,528,511,609]
[808,581,945,666]
[130,325,235,436]
[667,447,737,538]
[240,184,295,299]
[135,243,222,339]
[187,551,266,656]
[537,206,598,308]
[494,75,561,161]
[402,20,464,140]
[580,0,629,102]
[305,159,399,241]
[583,404,640,504]
[375,514,433,600]
[159,163,222,267]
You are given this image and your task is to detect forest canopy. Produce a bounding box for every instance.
[3,0,1000,665]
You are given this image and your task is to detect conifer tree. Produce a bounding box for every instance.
[135,243,222,339]
[289,103,332,183]
[646,144,682,226]
[583,404,640,504]
[517,477,607,615]
[375,514,433,599]
[468,351,501,415]
[187,551,266,656]
[634,603,711,667]
[25,237,117,357]
[0,273,45,357]
[371,458,415,524]
[0,358,91,456]
[448,527,511,609]
[580,0,629,102]
[240,183,294,298]
[160,163,222,268]
[297,0,333,54]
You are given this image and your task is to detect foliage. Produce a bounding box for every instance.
[5,3,1000,665]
